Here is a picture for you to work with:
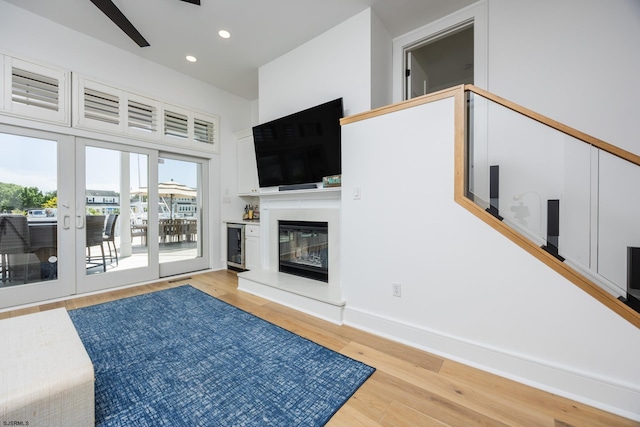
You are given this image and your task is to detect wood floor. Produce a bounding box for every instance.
[2,270,637,426]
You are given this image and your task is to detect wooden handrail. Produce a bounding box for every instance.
[340,85,463,126]
[459,85,640,329]
[465,84,640,167]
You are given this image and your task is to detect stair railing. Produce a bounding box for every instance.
[455,84,640,328]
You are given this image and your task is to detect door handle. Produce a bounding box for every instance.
[76,214,84,229]
[63,214,71,230]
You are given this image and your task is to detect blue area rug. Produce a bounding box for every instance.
[68,285,374,426]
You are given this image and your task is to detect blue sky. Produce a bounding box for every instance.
[1,133,198,194]
[0,133,57,192]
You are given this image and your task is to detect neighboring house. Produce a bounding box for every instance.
[85,190,120,215]
[0,0,638,420]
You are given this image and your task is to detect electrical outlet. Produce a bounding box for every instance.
[392,283,401,297]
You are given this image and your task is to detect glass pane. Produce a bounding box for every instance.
[158,158,200,264]
[279,221,328,282]
[598,151,640,294]
[466,91,640,299]
[467,92,591,266]
[0,133,58,286]
[85,146,149,275]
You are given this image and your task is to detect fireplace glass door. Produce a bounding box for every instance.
[279,221,328,282]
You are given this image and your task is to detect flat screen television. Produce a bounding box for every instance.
[252,98,343,190]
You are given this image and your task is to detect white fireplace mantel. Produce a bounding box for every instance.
[237,187,345,324]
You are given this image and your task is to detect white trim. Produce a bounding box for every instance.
[392,0,487,103]
[344,305,640,422]
[0,54,5,111]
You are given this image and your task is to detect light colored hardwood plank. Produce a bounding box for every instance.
[439,360,640,427]
[380,400,451,427]
[340,340,555,426]
[327,402,384,426]
[1,270,636,426]
[360,370,505,427]
[0,305,40,319]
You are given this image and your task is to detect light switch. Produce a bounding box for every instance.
[353,186,361,200]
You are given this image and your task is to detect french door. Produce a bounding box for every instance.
[157,153,209,278]
[75,140,159,294]
[0,126,75,308]
[0,125,209,309]
[76,140,210,294]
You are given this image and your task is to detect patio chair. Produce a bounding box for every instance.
[0,215,31,284]
[130,223,147,246]
[86,215,106,272]
[103,214,119,265]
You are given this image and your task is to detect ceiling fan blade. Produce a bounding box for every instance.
[181,0,201,5]
[89,0,150,47]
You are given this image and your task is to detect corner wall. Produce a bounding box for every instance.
[258,8,391,122]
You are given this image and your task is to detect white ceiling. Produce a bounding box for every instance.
[3,0,476,100]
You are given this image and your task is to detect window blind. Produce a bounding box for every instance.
[164,110,189,139]
[194,117,214,144]
[84,87,120,125]
[12,67,60,112]
[128,99,157,132]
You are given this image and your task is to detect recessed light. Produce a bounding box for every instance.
[218,30,231,39]
[186,55,197,63]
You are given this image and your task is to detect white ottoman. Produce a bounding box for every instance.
[0,308,94,426]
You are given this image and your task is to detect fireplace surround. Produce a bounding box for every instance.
[236,189,345,324]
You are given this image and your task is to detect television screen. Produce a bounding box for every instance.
[252,98,343,189]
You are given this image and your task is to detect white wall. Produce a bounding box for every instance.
[370,11,393,110]
[0,1,254,269]
[258,8,391,122]
[341,97,640,419]
[487,0,640,156]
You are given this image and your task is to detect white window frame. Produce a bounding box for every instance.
[0,54,4,111]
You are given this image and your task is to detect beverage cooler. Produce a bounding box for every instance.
[226,223,245,270]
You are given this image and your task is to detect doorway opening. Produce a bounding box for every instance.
[406,23,474,100]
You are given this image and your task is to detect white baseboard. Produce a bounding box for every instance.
[344,306,640,421]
